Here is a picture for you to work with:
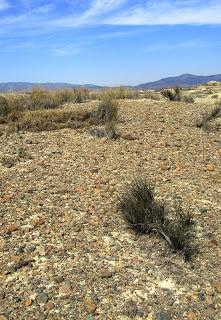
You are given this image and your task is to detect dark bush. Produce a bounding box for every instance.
[119,179,166,233]
[119,178,196,260]
[161,87,182,102]
[183,95,195,103]
[0,95,11,118]
[196,105,221,129]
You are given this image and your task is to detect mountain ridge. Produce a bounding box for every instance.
[0,74,221,92]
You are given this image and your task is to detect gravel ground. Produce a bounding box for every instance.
[0,99,221,320]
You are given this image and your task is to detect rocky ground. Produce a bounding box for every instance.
[0,97,221,320]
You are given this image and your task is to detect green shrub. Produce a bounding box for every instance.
[119,178,196,260]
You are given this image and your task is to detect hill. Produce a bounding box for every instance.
[1,74,221,92]
[136,73,221,89]
[0,82,104,92]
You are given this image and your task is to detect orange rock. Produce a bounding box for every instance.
[90,219,99,226]
[46,301,54,310]
[94,187,101,193]
[214,282,221,293]
[2,194,13,202]
[84,299,96,314]
[34,218,45,227]
[12,255,22,263]
[74,187,84,193]
[186,311,197,320]
[25,299,33,306]
[5,224,18,234]
[210,239,219,246]
[207,164,214,171]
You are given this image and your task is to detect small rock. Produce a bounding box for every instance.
[186,311,197,320]
[54,276,64,284]
[207,164,214,171]
[5,224,18,234]
[34,218,45,227]
[46,301,54,311]
[0,316,8,320]
[59,280,72,296]
[16,246,25,254]
[99,268,114,278]
[25,139,33,144]
[84,299,97,314]
[156,312,172,320]
[25,299,33,306]
[0,291,5,299]
[14,259,33,271]
[214,282,221,293]
[26,244,36,253]
[13,296,22,303]
[36,292,48,304]
[122,134,137,141]
[123,300,139,317]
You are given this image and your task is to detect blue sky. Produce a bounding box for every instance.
[0,0,221,85]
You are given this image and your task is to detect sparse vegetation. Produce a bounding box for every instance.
[97,93,119,125]
[196,104,221,129]
[161,86,194,103]
[93,93,119,139]
[119,178,196,260]
[7,108,92,132]
[161,86,182,101]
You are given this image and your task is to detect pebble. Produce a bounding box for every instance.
[0,291,5,299]
[59,280,72,296]
[99,268,114,278]
[25,299,33,306]
[54,276,64,284]
[36,292,49,304]
[16,246,25,254]
[207,163,214,171]
[26,244,36,253]
[214,282,221,293]
[155,312,172,320]
[5,224,18,234]
[84,299,97,314]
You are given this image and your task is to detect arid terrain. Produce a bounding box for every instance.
[0,84,221,320]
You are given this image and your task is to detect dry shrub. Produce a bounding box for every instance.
[88,94,119,139]
[8,108,91,132]
[29,87,62,109]
[97,93,118,124]
[119,178,196,260]
[111,87,138,99]
[162,87,194,103]
[161,87,182,102]
[73,88,89,103]
[0,95,10,119]
[196,105,221,129]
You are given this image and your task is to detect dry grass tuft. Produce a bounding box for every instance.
[119,178,196,260]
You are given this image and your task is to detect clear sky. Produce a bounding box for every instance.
[0,0,221,86]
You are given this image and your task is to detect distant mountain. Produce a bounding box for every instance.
[136,74,221,89]
[0,82,104,92]
[1,74,221,92]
